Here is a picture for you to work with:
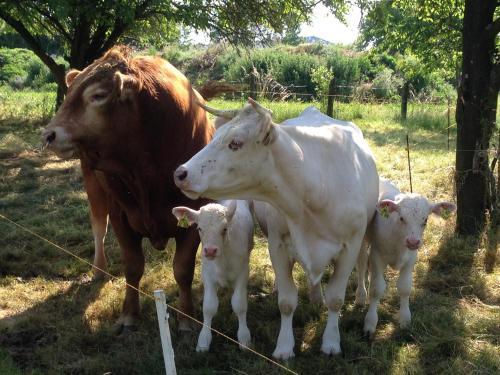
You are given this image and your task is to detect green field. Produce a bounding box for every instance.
[0,91,498,374]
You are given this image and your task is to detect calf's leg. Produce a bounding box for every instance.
[363,250,387,337]
[397,260,415,328]
[231,265,251,348]
[197,277,218,352]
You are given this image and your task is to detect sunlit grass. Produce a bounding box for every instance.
[0,90,498,374]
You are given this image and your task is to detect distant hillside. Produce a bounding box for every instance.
[303,36,331,44]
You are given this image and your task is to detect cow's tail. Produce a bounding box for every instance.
[196,81,240,101]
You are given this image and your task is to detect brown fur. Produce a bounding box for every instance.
[44,46,221,329]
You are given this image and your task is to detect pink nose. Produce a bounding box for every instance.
[406,238,421,249]
[203,246,218,258]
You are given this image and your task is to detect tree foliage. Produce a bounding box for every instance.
[0,0,352,104]
[358,0,463,78]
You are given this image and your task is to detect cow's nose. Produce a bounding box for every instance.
[406,238,421,249]
[44,130,56,144]
[203,246,218,258]
[174,166,188,182]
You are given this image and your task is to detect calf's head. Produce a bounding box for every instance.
[378,194,456,250]
[172,201,237,259]
[174,98,277,200]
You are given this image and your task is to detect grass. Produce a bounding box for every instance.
[0,90,498,375]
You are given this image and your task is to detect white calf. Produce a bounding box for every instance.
[172,200,254,351]
[360,179,456,337]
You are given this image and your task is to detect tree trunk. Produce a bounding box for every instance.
[455,0,498,236]
[326,77,335,117]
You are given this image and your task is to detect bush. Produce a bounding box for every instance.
[372,68,403,100]
[0,47,59,90]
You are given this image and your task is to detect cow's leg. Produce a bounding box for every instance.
[363,250,387,338]
[81,162,109,279]
[355,239,369,305]
[232,265,251,349]
[322,234,364,355]
[397,260,415,328]
[174,227,199,331]
[109,207,143,332]
[269,233,297,360]
[197,276,218,352]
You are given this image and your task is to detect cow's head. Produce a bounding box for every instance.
[377,194,456,250]
[172,201,237,259]
[174,98,278,200]
[42,47,143,159]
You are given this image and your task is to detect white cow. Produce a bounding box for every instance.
[172,200,254,351]
[174,99,379,359]
[359,178,456,337]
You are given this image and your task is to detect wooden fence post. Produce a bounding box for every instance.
[249,67,258,100]
[401,81,410,121]
[326,77,335,117]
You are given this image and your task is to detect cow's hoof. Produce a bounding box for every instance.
[196,345,210,353]
[363,329,375,342]
[321,341,341,356]
[272,348,295,361]
[113,323,138,336]
[178,319,196,332]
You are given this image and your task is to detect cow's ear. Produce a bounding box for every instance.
[430,201,456,219]
[113,71,138,101]
[172,207,199,226]
[377,199,399,216]
[65,69,81,88]
[248,98,278,145]
[225,200,237,221]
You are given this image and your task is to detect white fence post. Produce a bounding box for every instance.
[154,289,177,375]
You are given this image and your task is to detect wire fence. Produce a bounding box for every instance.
[0,212,299,375]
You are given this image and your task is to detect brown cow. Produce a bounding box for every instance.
[42,46,217,332]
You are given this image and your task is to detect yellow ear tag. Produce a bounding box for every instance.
[441,208,451,220]
[379,206,390,218]
[177,215,190,228]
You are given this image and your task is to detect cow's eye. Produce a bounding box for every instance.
[90,92,108,102]
[221,227,227,236]
[228,139,243,151]
[400,217,406,224]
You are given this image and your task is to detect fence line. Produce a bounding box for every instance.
[0,213,299,375]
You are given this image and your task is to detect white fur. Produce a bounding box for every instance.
[359,178,456,336]
[172,200,254,351]
[175,104,379,359]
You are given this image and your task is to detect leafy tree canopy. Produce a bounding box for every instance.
[358,0,464,79]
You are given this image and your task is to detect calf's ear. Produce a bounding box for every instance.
[113,71,139,101]
[172,207,199,225]
[65,69,81,88]
[431,202,456,219]
[377,199,399,216]
[225,200,237,221]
